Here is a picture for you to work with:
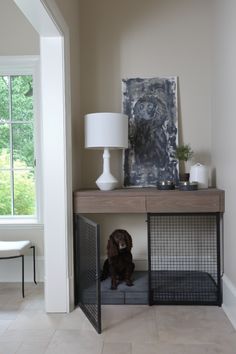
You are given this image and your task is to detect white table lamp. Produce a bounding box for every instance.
[85,112,128,191]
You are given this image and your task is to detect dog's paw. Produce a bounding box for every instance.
[126,281,134,287]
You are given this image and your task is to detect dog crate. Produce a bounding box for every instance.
[73,188,224,333]
[74,212,222,333]
[148,213,222,306]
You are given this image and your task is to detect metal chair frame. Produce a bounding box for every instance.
[0,245,37,297]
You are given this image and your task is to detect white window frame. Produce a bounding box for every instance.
[0,56,42,227]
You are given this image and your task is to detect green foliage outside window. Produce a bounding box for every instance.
[0,75,36,217]
[0,150,35,215]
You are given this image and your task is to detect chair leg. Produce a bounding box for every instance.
[21,255,24,298]
[30,246,37,284]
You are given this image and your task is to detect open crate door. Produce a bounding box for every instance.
[74,215,101,334]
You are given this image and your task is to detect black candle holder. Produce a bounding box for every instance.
[157,180,175,190]
[179,181,198,191]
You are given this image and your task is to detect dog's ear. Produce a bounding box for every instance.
[107,234,118,258]
[124,230,133,251]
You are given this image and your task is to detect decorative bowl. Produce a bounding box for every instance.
[157,180,175,190]
[179,181,198,191]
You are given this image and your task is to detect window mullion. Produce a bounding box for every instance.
[9,76,14,216]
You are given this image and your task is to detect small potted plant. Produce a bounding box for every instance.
[175,144,194,181]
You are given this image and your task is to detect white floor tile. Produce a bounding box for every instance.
[0,341,21,354]
[132,342,236,354]
[102,342,131,354]
[45,329,103,354]
[102,306,158,343]
[0,319,13,332]
[0,329,55,344]
[0,282,235,354]
[7,310,65,330]
[16,342,49,354]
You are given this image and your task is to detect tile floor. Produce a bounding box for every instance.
[0,283,235,354]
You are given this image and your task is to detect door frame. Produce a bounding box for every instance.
[14,0,73,312]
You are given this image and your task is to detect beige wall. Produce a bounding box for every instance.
[79,0,214,261]
[0,0,39,55]
[79,0,213,189]
[212,0,236,286]
[86,213,148,269]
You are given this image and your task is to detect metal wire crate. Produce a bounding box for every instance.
[148,213,222,305]
[74,215,101,333]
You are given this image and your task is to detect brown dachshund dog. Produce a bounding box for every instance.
[101,229,135,290]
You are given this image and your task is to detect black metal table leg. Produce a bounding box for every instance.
[22,255,24,298]
[31,246,37,284]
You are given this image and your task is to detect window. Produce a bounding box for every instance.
[0,57,40,222]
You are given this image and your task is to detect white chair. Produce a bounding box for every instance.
[0,240,37,297]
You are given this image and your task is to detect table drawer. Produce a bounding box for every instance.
[74,196,146,213]
[146,192,222,213]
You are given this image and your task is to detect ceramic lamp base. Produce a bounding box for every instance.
[96,173,118,191]
[96,147,118,191]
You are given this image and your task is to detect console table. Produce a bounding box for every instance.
[73,188,225,333]
[74,188,225,214]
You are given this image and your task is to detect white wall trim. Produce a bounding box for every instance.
[222,274,236,330]
[0,256,44,282]
[0,223,44,230]
[41,1,74,313]
[40,36,68,313]
[0,55,39,72]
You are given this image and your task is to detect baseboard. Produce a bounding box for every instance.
[0,256,44,282]
[222,274,236,330]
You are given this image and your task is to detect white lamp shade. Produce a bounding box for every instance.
[85,112,128,149]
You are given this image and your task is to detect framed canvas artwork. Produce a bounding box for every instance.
[122,77,178,187]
